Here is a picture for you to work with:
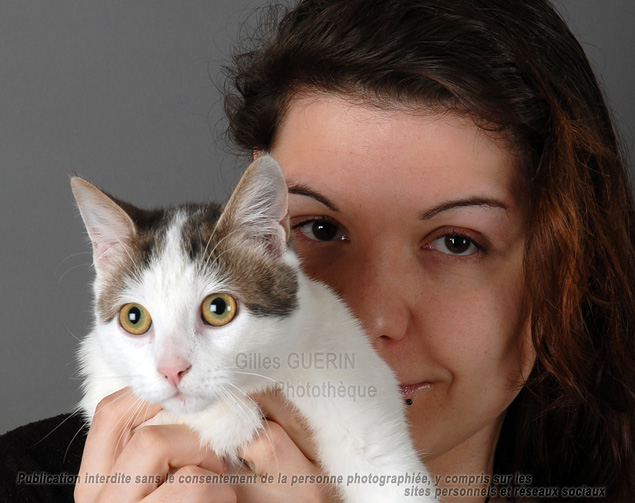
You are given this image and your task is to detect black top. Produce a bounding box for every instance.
[0,413,86,502]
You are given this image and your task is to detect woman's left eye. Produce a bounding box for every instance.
[428,233,482,256]
[292,218,348,243]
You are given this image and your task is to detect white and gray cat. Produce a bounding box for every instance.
[72,155,436,503]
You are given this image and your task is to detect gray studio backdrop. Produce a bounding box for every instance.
[1,0,633,435]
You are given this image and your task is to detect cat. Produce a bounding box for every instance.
[72,155,436,503]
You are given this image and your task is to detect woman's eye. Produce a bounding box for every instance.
[429,233,481,256]
[293,219,347,242]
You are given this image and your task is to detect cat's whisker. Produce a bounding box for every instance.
[202,227,236,268]
[130,398,149,436]
[223,384,282,475]
[57,259,93,283]
[110,395,145,466]
[140,400,154,434]
[78,374,144,380]
[216,387,245,422]
[213,386,262,465]
[220,387,264,437]
[120,257,145,288]
[55,249,92,274]
[68,363,86,381]
[231,370,281,385]
[223,386,266,436]
[94,245,145,292]
[90,388,140,446]
[31,408,83,450]
[199,220,221,271]
[56,249,93,266]
[111,409,138,465]
[63,412,90,463]
[204,244,240,273]
[89,387,134,413]
[201,227,243,271]
[64,326,84,343]
[223,383,256,410]
[99,234,146,287]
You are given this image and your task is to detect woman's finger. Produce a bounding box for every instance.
[76,388,162,502]
[152,465,237,503]
[93,465,236,503]
[98,423,226,502]
[237,420,340,502]
[251,390,319,463]
[241,420,311,476]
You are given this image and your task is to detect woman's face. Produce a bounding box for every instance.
[269,94,535,473]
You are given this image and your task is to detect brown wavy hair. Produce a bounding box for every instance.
[222,0,635,500]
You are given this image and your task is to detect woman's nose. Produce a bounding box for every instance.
[336,248,414,344]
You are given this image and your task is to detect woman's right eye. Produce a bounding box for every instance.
[292,218,348,243]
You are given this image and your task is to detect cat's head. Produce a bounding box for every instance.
[72,156,298,416]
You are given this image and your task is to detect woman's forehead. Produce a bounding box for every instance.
[273,94,526,211]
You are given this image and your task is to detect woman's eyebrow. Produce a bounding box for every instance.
[287,182,341,212]
[287,183,507,218]
[420,197,509,220]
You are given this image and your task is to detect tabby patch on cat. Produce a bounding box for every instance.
[72,155,436,502]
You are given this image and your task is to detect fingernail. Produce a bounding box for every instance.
[221,458,228,476]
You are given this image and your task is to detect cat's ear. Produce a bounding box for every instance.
[71,177,136,273]
[216,155,289,257]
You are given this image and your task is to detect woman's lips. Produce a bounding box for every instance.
[400,382,432,397]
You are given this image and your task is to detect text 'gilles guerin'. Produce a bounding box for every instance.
[235,352,356,370]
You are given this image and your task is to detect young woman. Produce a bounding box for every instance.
[6,1,634,502]
[222,0,634,499]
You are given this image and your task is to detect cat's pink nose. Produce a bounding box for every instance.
[158,364,191,388]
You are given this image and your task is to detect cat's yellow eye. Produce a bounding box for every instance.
[119,303,152,335]
[201,293,237,327]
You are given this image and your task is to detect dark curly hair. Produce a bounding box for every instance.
[223,1,635,501]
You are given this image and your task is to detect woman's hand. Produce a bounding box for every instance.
[74,388,340,502]
[235,391,341,503]
[74,388,236,503]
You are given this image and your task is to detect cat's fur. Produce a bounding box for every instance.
[73,155,436,502]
